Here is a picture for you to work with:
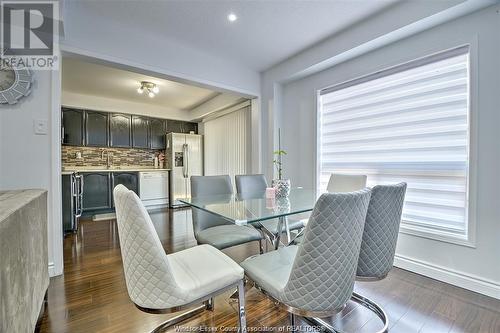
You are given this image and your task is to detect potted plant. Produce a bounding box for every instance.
[272,129,291,197]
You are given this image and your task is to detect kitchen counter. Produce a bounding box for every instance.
[61,167,170,175]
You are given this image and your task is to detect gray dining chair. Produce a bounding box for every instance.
[358,182,407,279]
[113,184,247,333]
[241,189,372,328]
[345,183,407,333]
[191,175,264,252]
[235,174,306,244]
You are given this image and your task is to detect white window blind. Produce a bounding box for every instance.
[204,105,250,181]
[318,47,470,237]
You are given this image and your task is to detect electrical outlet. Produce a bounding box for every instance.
[34,119,48,135]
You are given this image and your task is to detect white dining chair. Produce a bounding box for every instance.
[327,173,367,193]
[113,184,247,332]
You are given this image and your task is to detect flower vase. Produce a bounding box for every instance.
[272,179,291,198]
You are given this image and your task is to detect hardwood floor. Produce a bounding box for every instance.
[40,209,500,333]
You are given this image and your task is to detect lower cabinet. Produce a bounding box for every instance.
[111,172,139,207]
[82,172,111,212]
[81,171,139,214]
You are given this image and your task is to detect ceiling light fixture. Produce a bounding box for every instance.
[227,13,237,22]
[137,81,159,98]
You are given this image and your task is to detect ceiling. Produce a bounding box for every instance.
[65,0,398,71]
[62,57,220,110]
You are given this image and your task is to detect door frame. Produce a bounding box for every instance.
[50,44,261,276]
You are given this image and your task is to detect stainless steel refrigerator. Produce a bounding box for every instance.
[166,133,203,207]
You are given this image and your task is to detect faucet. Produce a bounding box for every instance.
[100,149,113,168]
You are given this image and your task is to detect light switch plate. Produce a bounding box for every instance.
[34,119,48,135]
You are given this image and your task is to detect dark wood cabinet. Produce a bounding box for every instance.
[183,121,198,134]
[166,120,181,134]
[111,172,138,206]
[149,118,166,149]
[167,120,198,134]
[62,108,84,146]
[85,111,109,147]
[82,172,111,211]
[132,116,149,148]
[61,107,197,149]
[110,113,132,147]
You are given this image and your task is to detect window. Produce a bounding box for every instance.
[318,46,471,241]
[204,104,251,180]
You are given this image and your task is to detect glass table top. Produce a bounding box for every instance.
[179,188,317,225]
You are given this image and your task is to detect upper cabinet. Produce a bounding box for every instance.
[183,122,198,134]
[110,113,132,147]
[85,111,109,147]
[61,108,84,146]
[61,107,198,149]
[132,116,149,148]
[149,118,166,149]
[167,120,198,134]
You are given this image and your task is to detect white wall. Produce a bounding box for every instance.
[62,91,193,121]
[270,5,500,297]
[0,69,63,277]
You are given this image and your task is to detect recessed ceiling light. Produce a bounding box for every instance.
[227,13,237,22]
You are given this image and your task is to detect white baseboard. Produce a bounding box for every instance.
[394,254,500,300]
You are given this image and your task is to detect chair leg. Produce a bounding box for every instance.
[289,313,296,332]
[150,304,206,333]
[237,279,247,332]
[259,238,265,254]
[206,297,214,311]
[285,217,291,244]
[301,292,388,333]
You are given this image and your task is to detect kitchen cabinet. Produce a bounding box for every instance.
[167,120,198,134]
[82,172,111,211]
[112,172,138,206]
[61,107,197,149]
[149,118,166,149]
[85,111,109,147]
[62,108,84,146]
[132,115,149,148]
[110,113,132,147]
[183,121,198,134]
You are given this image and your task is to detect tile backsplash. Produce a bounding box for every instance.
[62,146,163,168]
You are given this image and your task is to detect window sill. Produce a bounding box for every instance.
[400,222,475,248]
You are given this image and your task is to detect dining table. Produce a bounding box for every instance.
[179,187,318,249]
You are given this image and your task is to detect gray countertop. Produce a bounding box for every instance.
[0,189,47,223]
[61,167,170,175]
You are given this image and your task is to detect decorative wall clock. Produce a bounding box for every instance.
[0,61,33,105]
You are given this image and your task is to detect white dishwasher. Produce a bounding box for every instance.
[139,171,169,207]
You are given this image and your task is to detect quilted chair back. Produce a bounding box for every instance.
[235,174,268,194]
[327,174,367,193]
[113,185,187,310]
[281,189,372,314]
[357,183,407,279]
[190,175,234,235]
